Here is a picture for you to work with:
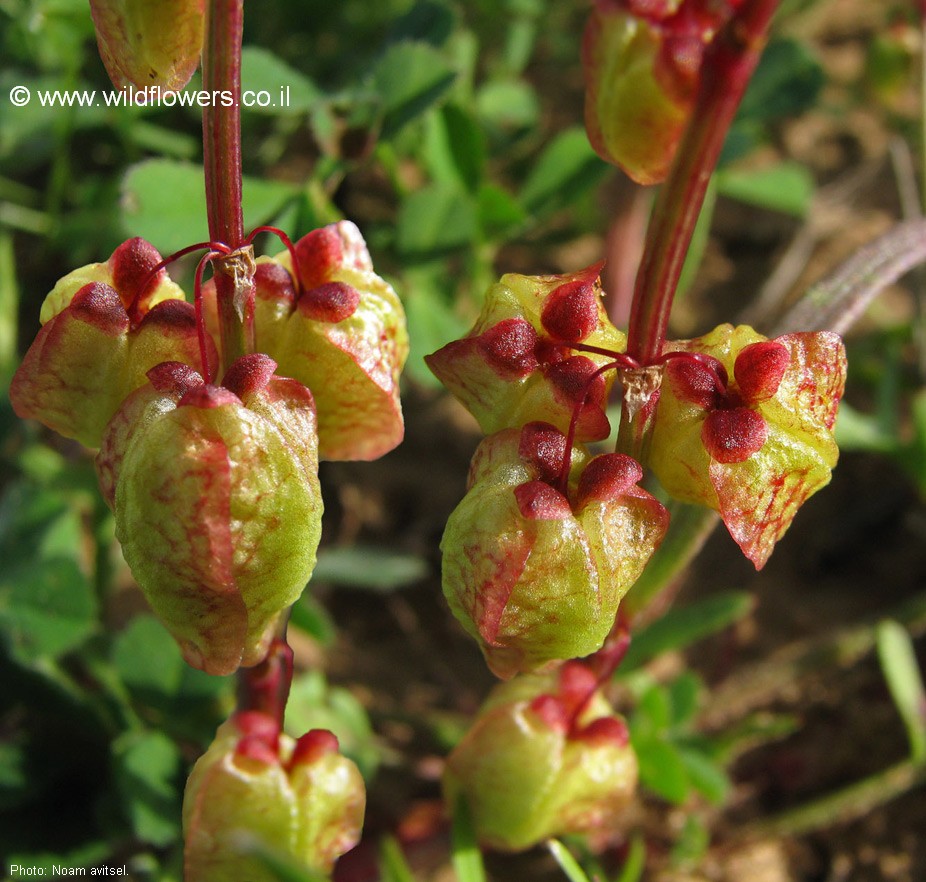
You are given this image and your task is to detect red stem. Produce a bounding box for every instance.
[202,0,255,375]
[200,0,283,710]
[236,639,294,729]
[193,251,224,382]
[202,0,244,249]
[626,0,781,365]
[246,224,304,296]
[556,358,629,494]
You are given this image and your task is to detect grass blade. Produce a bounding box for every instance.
[547,839,593,882]
[876,619,926,762]
[380,835,417,882]
[451,796,487,882]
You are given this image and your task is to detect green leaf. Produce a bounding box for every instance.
[0,482,69,560]
[111,615,229,733]
[633,683,673,734]
[313,545,429,592]
[0,739,28,809]
[2,0,95,75]
[0,558,97,662]
[387,0,458,48]
[502,8,541,76]
[738,38,825,124]
[121,160,298,254]
[373,41,457,138]
[451,795,487,882]
[402,266,470,388]
[285,671,380,780]
[722,37,824,164]
[442,104,486,191]
[240,46,321,115]
[615,834,647,882]
[396,182,478,257]
[36,507,85,562]
[520,127,607,215]
[475,78,539,132]
[633,737,689,804]
[547,839,593,882]
[716,162,815,217]
[112,614,186,700]
[379,836,417,882]
[835,401,899,454]
[0,231,18,390]
[424,104,486,192]
[112,729,182,847]
[670,814,710,868]
[876,620,926,762]
[620,591,753,673]
[119,160,203,251]
[714,711,799,759]
[289,594,337,646]
[478,183,526,238]
[677,746,730,804]
[0,72,106,166]
[667,672,702,728]
[127,120,200,160]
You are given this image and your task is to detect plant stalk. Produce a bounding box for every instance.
[201,0,284,711]
[741,758,926,839]
[236,639,295,728]
[617,0,780,460]
[201,0,255,375]
[625,0,780,366]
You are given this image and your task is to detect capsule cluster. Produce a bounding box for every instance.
[11,225,408,675]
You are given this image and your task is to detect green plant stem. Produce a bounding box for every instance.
[742,758,926,839]
[202,0,255,374]
[701,592,926,730]
[622,502,721,622]
[715,594,926,839]
[625,0,780,366]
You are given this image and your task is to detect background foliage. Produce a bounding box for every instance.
[1,0,925,880]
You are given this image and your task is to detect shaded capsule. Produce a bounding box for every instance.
[582,0,746,184]
[444,661,637,851]
[426,263,625,442]
[202,221,408,461]
[10,238,212,448]
[96,355,323,675]
[90,0,204,91]
[650,323,846,568]
[184,711,365,882]
[441,422,668,678]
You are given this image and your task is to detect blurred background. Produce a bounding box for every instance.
[0,1,924,880]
